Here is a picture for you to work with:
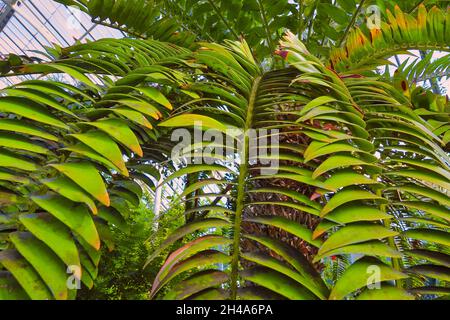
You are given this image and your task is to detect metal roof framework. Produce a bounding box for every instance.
[0,0,126,87]
[0,0,188,212]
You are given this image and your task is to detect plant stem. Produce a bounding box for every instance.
[338,0,367,47]
[256,0,277,59]
[373,178,403,288]
[93,20,146,39]
[306,1,319,45]
[297,0,304,39]
[206,0,240,40]
[409,0,426,14]
[230,76,261,300]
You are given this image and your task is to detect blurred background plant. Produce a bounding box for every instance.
[77,197,184,300]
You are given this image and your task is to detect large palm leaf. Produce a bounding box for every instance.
[0,39,191,299]
[147,32,449,300]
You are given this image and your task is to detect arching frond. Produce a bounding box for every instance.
[330,5,450,73]
[0,38,191,299]
[147,32,449,300]
[52,0,196,47]
[396,52,450,85]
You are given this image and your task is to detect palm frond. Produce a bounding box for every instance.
[330,5,450,73]
[0,38,191,299]
[52,0,196,47]
[397,52,450,85]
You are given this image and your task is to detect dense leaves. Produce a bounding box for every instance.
[0,40,191,299]
[0,0,448,300]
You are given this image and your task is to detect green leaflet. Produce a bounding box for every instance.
[115,98,161,119]
[0,149,39,172]
[244,234,329,299]
[78,248,98,280]
[0,169,30,184]
[4,88,77,118]
[31,195,100,250]
[318,223,398,256]
[314,240,402,262]
[396,201,450,223]
[242,251,324,300]
[0,97,69,130]
[179,179,231,199]
[82,119,143,157]
[322,204,391,225]
[304,141,372,163]
[151,250,230,298]
[298,96,337,116]
[0,271,29,300]
[9,232,69,300]
[252,173,332,191]
[113,179,143,199]
[47,64,99,90]
[159,114,232,134]
[76,235,101,267]
[406,265,450,282]
[357,286,415,300]
[163,164,232,185]
[146,218,230,265]
[388,184,450,207]
[138,87,173,110]
[43,177,98,215]
[247,201,320,216]
[391,158,450,181]
[111,108,153,129]
[409,286,450,296]
[246,216,322,248]
[322,169,380,190]
[151,235,231,292]
[386,170,450,191]
[402,229,450,247]
[0,250,53,300]
[97,206,128,232]
[400,217,449,230]
[0,133,50,155]
[69,130,128,176]
[321,188,387,217]
[313,154,379,178]
[329,257,408,300]
[19,213,80,268]
[62,143,121,174]
[241,267,317,300]
[0,119,58,142]
[130,164,160,181]
[330,5,449,73]
[405,249,450,268]
[50,162,110,206]
[163,270,229,300]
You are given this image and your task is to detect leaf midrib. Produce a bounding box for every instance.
[230,75,262,300]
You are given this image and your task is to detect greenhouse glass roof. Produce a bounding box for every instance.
[0,0,123,87]
[0,0,448,92]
